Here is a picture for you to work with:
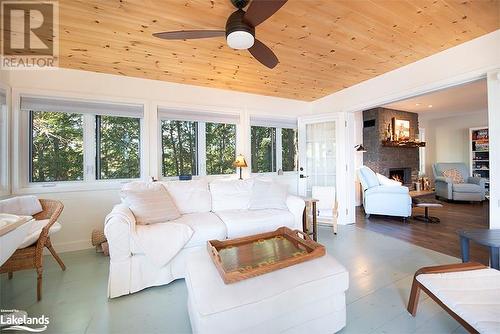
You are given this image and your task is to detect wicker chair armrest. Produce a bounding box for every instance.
[33,199,64,238]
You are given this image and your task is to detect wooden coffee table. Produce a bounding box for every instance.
[409,190,435,199]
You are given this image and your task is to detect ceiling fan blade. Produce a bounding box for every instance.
[248,39,279,69]
[244,0,288,27]
[153,30,225,40]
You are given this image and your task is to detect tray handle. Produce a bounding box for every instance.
[295,229,312,242]
[208,244,222,263]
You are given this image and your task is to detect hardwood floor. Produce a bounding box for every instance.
[356,198,490,265]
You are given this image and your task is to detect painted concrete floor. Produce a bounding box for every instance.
[1,225,467,334]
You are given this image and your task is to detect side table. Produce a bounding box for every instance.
[301,197,318,241]
[458,229,500,270]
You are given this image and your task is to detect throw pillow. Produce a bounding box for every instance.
[249,179,288,210]
[121,183,181,224]
[442,169,464,184]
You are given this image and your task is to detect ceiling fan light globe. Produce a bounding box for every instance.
[226,31,254,50]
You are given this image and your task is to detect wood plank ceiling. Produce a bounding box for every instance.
[59,0,499,101]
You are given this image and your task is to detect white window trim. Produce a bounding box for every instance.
[12,88,148,194]
[0,84,10,197]
[249,120,298,175]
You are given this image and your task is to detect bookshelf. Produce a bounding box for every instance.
[469,127,489,199]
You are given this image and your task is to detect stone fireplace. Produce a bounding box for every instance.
[363,107,420,189]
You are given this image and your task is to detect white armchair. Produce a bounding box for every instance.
[358,166,412,222]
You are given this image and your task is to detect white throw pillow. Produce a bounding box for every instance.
[249,179,288,210]
[376,173,402,186]
[162,179,212,214]
[121,183,181,225]
[210,178,254,211]
[0,196,42,216]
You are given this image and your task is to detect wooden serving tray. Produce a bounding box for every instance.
[207,226,326,284]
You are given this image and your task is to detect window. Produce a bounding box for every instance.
[282,128,298,172]
[158,108,239,177]
[250,116,298,174]
[206,122,236,175]
[161,120,198,177]
[0,89,8,194]
[251,126,276,173]
[96,115,141,180]
[30,111,84,182]
[21,96,144,186]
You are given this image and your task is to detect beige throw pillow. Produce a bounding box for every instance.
[121,184,181,225]
[442,169,464,184]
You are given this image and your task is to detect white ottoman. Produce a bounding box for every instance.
[185,249,349,334]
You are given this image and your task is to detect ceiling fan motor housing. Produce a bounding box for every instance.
[231,0,250,9]
[225,9,255,49]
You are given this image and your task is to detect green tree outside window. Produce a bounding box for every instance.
[206,122,236,175]
[161,120,198,177]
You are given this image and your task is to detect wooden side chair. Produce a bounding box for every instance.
[0,199,66,301]
[407,262,500,333]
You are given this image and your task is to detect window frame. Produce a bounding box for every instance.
[0,85,10,197]
[157,105,241,180]
[13,89,147,194]
[250,125,298,176]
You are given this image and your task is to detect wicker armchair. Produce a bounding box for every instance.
[0,199,66,301]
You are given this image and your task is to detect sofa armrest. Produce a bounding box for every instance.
[286,195,305,231]
[468,176,486,188]
[104,204,135,262]
[365,185,409,196]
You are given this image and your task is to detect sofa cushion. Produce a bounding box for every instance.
[162,180,212,214]
[416,268,500,334]
[359,166,379,189]
[248,179,288,210]
[130,212,226,254]
[210,179,254,211]
[0,196,42,216]
[174,212,227,248]
[18,219,61,249]
[121,182,181,224]
[215,209,294,239]
[453,183,484,193]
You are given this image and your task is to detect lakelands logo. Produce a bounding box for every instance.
[0,1,59,69]
[0,309,49,332]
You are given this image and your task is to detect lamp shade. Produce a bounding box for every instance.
[233,155,248,168]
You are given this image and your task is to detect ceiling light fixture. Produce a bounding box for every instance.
[428,104,433,108]
[226,30,255,50]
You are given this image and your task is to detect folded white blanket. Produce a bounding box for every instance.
[105,207,193,268]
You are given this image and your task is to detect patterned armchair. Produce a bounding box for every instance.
[432,163,485,201]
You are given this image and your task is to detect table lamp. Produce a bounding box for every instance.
[233,155,248,180]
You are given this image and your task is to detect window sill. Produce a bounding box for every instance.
[13,179,140,195]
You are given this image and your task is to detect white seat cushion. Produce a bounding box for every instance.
[18,219,61,249]
[417,268,500,334]
[161,179,212,214]
[185,249,349,333]
[215,209,294,239]
[175,213,227,248]
[131,212,226,254]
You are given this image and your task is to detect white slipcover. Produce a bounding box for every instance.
[417,268,500,334]
[104,179,305,298]
[186,249,348,334]
[215,209,294,238]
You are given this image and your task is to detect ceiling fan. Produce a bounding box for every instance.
[153,0,288,69]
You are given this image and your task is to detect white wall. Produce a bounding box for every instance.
[420,110,489,179]
[487,70,500,228]
[6,68,309,252]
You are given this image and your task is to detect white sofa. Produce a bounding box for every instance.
[358,166,412,221]
[104,178,305,298]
